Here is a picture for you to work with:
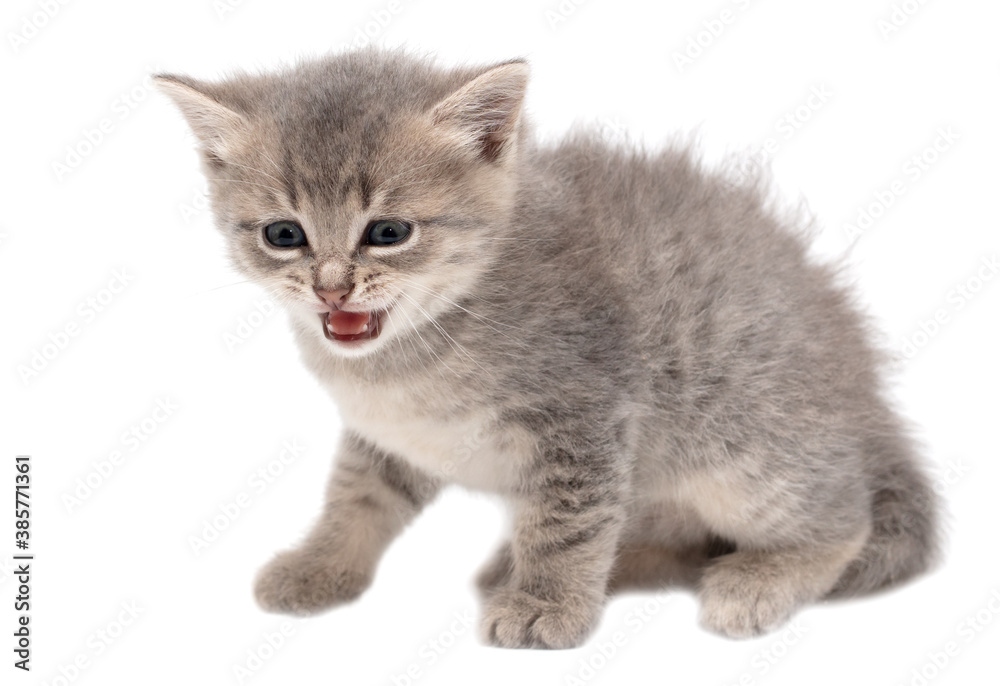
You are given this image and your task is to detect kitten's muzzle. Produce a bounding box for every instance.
[314,286,383,344]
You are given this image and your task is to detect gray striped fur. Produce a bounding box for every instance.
[156,47,939,648]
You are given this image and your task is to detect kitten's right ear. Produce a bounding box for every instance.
[431,61,529,164]
[154,74,246,160]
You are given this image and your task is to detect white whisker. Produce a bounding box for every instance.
[204,178,285,195]
[223,160,287,188]
[377,160,446,188]
[398,291,493,377]
[397,278,534,347]
[393,299,460,376]
[256,149,291,186]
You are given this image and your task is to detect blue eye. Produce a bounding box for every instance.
[366,220,411,246]
[264,221,307,248]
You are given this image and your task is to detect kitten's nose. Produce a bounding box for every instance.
[315,286,351,309]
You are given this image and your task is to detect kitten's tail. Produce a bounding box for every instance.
[828,431,941,598]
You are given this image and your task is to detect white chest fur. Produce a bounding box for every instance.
[329,379,530,493]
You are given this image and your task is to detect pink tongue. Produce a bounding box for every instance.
[327,310,371,336]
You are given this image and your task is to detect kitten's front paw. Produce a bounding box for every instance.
[698,555,798,639]
[480,588,601,649]
[254,549,371,616]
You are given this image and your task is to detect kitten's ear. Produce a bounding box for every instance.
[431,60,529,163]
[154,74,246,160]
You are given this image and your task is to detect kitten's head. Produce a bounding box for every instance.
[156,49,529,358]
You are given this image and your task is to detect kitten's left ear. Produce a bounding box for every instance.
[154,74,247,161]
[431,60,529,164]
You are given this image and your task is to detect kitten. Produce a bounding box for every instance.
[155,47,939,649]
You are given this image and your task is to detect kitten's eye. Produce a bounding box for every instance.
[366,220,411,246]
[264,221,307,248]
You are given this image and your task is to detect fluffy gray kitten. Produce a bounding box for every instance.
[156,48,938,649]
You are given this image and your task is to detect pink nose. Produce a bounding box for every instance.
[315,287,351,309]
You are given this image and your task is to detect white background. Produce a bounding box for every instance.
[3,0,999,684]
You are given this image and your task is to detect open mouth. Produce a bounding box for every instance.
[319,309,384,344]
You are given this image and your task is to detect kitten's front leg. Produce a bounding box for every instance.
[255,432,438,615]
[481,443,627,649]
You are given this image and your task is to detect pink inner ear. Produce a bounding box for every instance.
[477,112,513,163]
[432,63,529,163]
[154,74,247,159]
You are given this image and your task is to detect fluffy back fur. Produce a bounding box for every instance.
[156,48,938,648]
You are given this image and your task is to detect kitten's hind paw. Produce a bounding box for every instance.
[254,549,371,616]
[480,588,602,649]
[697,553,799,639]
